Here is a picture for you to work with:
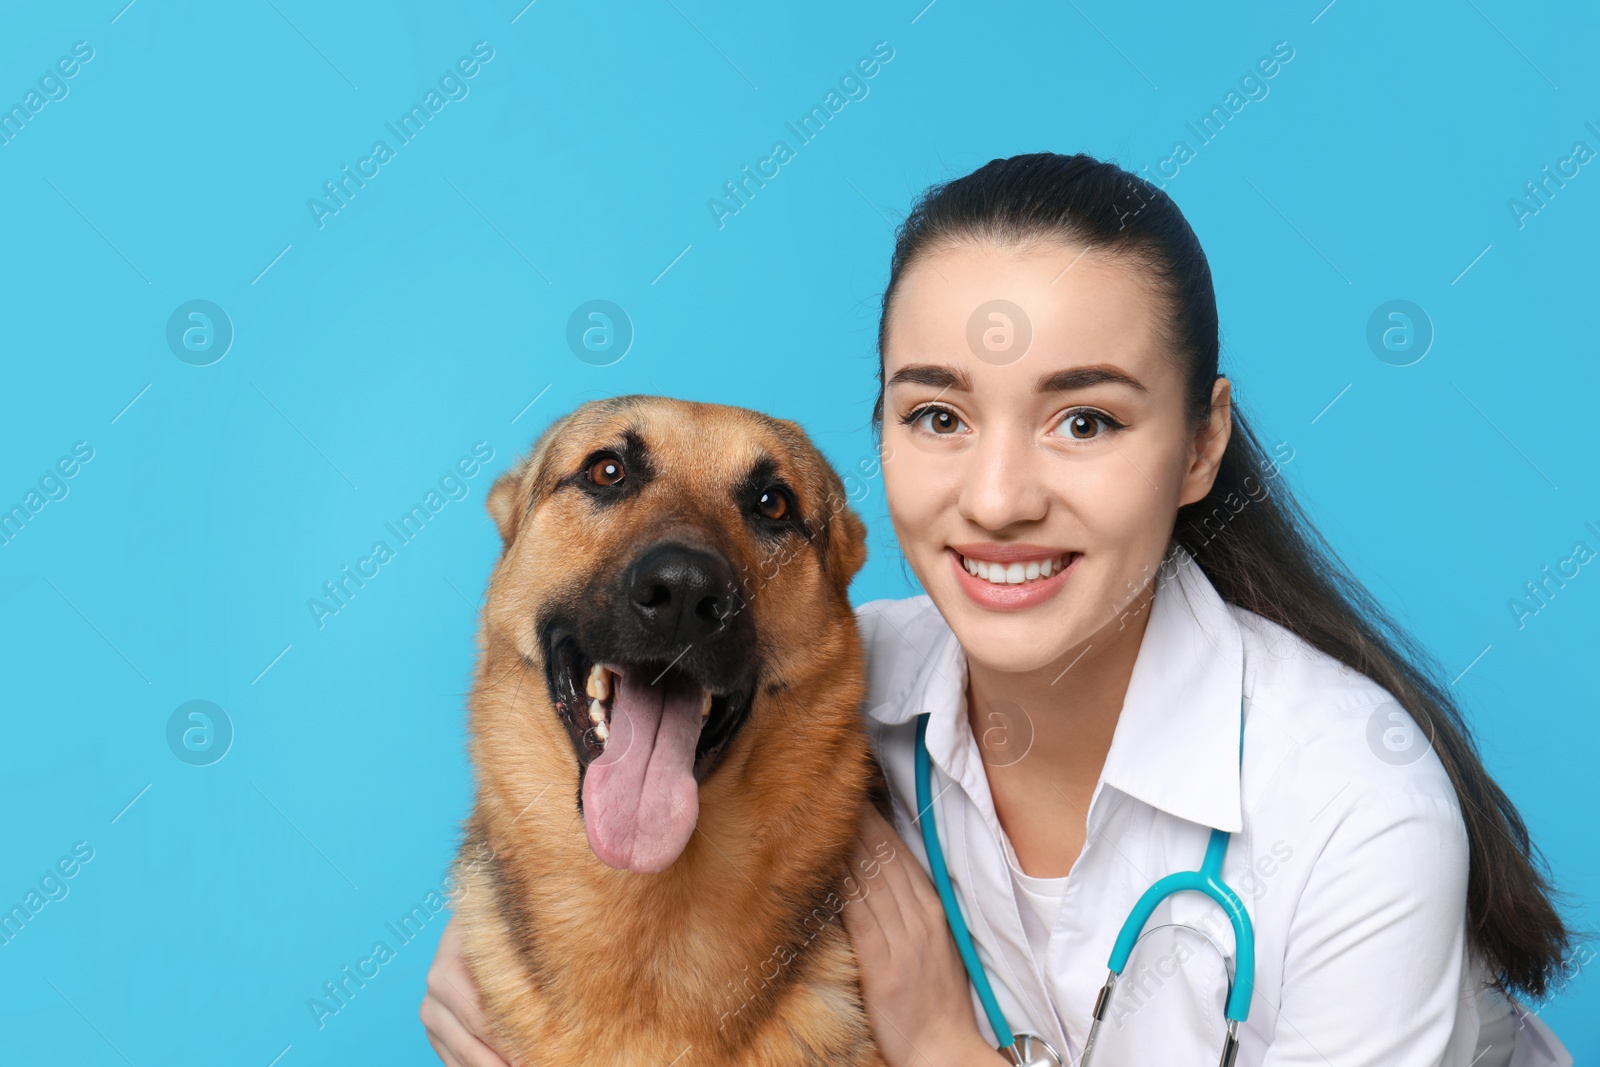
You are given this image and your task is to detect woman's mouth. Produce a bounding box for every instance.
[947,547,1080,610]
[956,551,1074,585]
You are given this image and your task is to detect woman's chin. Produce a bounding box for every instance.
[940,608,1082,676]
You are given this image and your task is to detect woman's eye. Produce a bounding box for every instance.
[1055,409,1122,441]
[756,487,790,520]
[587,456,625,486]
[900,404,1120,440]
[907,405,966,435]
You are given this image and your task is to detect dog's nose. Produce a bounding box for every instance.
[626,544,737,645]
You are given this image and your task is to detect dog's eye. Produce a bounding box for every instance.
[587,456,625,487]
[756,487,790,521]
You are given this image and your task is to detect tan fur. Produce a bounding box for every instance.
[455,395,890,1065]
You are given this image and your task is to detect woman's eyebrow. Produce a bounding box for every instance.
[1036,365,1149,394]
[886,362,1148,394]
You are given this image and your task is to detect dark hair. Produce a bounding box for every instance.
[870,151,1575,1001]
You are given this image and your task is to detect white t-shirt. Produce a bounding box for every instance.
[998,828,1070,956]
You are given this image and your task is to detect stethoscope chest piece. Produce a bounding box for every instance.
[1000,1032,1065,1067]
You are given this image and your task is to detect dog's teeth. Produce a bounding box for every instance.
[588,698,607,725]
[585,664,611,701]
[700,691,712,718]
[592,720,609,743]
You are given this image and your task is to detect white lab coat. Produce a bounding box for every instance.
[855,542,1571,1067]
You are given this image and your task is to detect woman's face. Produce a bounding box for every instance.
[880,238,1230,675]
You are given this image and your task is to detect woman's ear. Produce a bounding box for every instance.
[1181,376,1234,507]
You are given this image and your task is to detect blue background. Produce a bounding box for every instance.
[1,1,1595,1063]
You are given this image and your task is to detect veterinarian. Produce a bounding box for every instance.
[420,153,1575,1066]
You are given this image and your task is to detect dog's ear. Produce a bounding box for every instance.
[823,498,869,592]
[485,462,529,547]
[487,413,573,548]
[812,449,868,592]
[770,416,870,595]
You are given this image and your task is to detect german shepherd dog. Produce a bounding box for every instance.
[454,395,892,1065]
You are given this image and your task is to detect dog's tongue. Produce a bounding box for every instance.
[581,666,704,874]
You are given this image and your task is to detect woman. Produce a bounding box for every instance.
[422,153,1575,1066]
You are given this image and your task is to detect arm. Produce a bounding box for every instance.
[842,805,1012,1067]
[1263,788,1471,1066]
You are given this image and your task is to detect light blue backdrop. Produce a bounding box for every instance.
[1,1,1594,1063]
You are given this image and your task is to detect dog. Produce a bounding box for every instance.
[453,395,893,1065]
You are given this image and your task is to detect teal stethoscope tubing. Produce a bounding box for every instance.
[912,709,1257,1058]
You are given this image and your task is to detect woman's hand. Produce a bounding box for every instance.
[841,804,1009,1067]
[420,914,524,1067]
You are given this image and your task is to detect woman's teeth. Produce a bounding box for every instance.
[959,552,1073,585]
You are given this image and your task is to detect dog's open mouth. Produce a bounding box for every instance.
[547,629,754,873]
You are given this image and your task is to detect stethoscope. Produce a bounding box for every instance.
[913,709,1256,1067]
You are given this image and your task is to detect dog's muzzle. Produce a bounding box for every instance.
[540,541,759,873]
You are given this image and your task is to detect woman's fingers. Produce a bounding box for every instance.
[421,997,466,1067]
[852,807,912,938]
[424,1031,464,1067]
[841,799,990,1065]
[427,963,487,1038]
[861,800,947,942]
[871,807,940,910]
[421,915,521,1067]
[421,991,509,1067]
[842,840,888,952]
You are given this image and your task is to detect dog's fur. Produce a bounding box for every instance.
[454,395,891,1065]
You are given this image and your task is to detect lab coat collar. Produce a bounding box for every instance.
[867,541,1245,834]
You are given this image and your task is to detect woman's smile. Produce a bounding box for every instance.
[947,544,1081,611]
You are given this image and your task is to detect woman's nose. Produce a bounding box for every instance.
[955,430,1049,531]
